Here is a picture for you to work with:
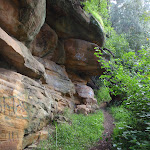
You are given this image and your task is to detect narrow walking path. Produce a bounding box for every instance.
[91,108,115,150]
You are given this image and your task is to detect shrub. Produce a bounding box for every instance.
[95,48,150,149]
[95,86,112,104]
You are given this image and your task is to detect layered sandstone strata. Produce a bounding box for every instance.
[0,0,108,149]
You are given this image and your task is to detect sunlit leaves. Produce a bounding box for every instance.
[95,47,150,149]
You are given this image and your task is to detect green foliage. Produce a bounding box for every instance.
[142,11,150,22]
[110,106,134,124]
[87,1,150,149]
[110,106,138,149]
[110,106,150,150]
[84,0,130,58]
[37,110,104,150]
[83,0,110,29]
[88,9,104,28]
[105,28,130,58]
[83,0,109,24]
[95,48,150,149]
[110,0,150,51]
[110,106,136,137]
[95,86,112,104]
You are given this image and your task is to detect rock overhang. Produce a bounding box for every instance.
[0,0,110,149]
[46,0,105,47]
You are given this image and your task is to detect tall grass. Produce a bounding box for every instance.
[37,110,104,150]
[95,86,112,104]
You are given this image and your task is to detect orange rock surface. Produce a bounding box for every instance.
[0,0,107,149]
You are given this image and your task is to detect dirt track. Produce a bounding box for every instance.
[90,108,115,150]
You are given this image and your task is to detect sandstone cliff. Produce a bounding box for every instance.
[0,0,108,149]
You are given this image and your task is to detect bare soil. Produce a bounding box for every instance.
[90,108,115,150]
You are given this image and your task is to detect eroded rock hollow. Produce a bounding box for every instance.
[0,0,108,149]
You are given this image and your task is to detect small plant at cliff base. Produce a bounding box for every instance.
[95,48,150,149]
[37,110,104,150]
[95,85,112,104]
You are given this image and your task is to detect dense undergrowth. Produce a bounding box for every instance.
[37,110,104,150]
[95,85,111,104]
[84,1,150,149]
[95,49,150,150]
[110,105,150,150]
[110,106,138,149]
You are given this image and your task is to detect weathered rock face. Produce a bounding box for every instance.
[30,23,58,57]
[23,128,49,149]
[46,0,105,46]
[49,39,66,65]
[0,0,107,149]
[0,68,56,150]
[0,0,46,43]
[36,58,77,112]
[75,84,97,104]
[68,71,88,85]
[64,39,104,76]
[0,28,47,82]
[37,58,75,95]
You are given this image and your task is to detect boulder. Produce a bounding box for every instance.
[0,0,46,42]
[0,0,46,43]
[30,23,58,57]
[46,0,105,46]
[83,98,97,105]
[0,68,56,150]
[75,83,94,99]
[75,83,97,104]
[74,103,99,115]
[64,39,105,76]
[75,105,90,115]
[0,27,47,82]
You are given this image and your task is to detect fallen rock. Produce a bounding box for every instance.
[46,0,105,46]
[76,84,94,99]
[30,23,58,57]
[0,0,46,43]
[83,98,97,105]
[75,105,90,115]
[75,83,97,105]
[23,129,49,149]
[54,115,71,124]
[75,103,99,115]
[100,102,109,109]
[0,27,47,82]
[0,68,56,150]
